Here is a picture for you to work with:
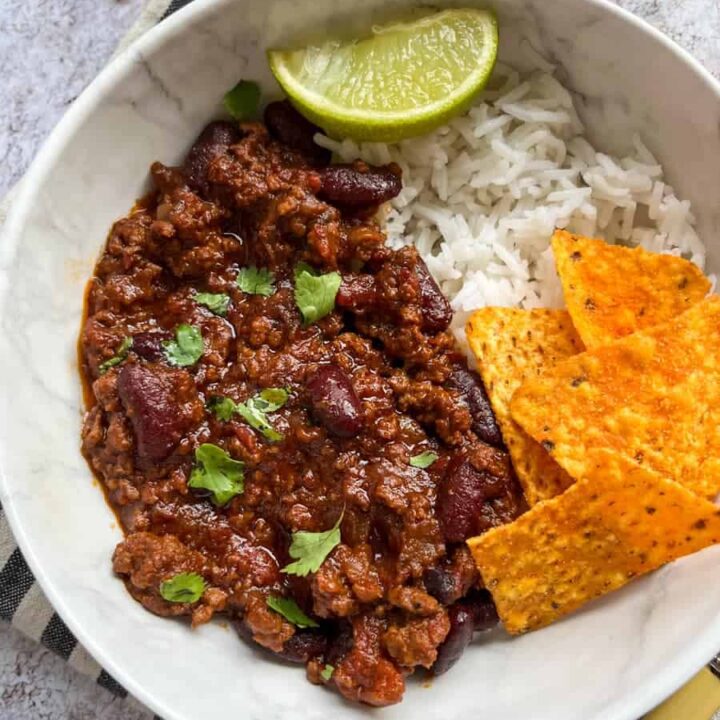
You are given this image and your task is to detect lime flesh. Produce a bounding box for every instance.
[268,9,499,142]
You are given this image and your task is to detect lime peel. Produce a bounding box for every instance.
[268,9,499,142]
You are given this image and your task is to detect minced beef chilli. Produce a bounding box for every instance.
[80,100,524,706]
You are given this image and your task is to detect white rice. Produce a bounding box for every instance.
[315,65,708,349]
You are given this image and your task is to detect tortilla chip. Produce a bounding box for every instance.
[466,308,583,505]
[467,451,720,634]
[552,230,710,349]
[511,296,720,499]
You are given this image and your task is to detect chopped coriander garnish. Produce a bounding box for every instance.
[195,291,230,317]
[188,443,244,506]
[409,451,439,469]
[223,80,261,121]
[207,396,237,422]
[207,389,288,442]
[320,664,335,682]
[256,387,289,411]
[98,336,132,374]
[294,262,341,325]
[237,266,275,297]
[163,324,204,367]
[266,596,319,629]
[282,513,343,577]
[159,572,206,604]
[235,397,283,442]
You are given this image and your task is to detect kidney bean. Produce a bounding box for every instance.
[319,163,402,211]
[281,630,329,663]
[233,618,254,644]
[437,455,497,543]
[431,593,498,676]
[234,617,331,664]
[131,330,172,363]
[465,590,499,632]
[183,120,242,195]
[415,257,452,333]
[264,101,331,165]
[448,367,503,448]
[335,274,378,312]
[431,604,475,676]
[423,566,458,606]
[306,364,363,438]
[325,620,354,667]
[117,364,189,462]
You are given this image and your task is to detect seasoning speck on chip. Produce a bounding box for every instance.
[467,452,720,634]
[510,296,720,500]
[552,229,710,349]
[466,308,583,505]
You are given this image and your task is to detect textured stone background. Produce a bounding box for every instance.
[0,0,145,197]
[0,0,718,718]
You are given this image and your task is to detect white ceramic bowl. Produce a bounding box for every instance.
[2,1,720,718]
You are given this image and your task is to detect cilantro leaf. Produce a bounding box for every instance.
[188,443,244,506]
[320,664,334,682]
[409,451,439,469]
[223,80,261,121]
[235,399,283,442]
[195,291,230,317]
[208,389,288,441]
[255,387,289,412]
[207,396,237,422]
[98,336,132,374]
[266,596,319,629]
[163,324,204,367]
[159,572,206,604]
[282,513,343,577]
[237,266,275,296]
[294,262,341,325]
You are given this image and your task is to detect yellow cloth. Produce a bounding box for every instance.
[646,669,720,720]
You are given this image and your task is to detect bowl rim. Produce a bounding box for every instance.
[1,0,720,718]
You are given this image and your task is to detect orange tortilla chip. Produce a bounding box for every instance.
[552,229,710,349]
[467,452,720,634]
[466,308,583,505]
[511,296,720,500]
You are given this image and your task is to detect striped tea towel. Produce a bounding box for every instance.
[0,0,194,709]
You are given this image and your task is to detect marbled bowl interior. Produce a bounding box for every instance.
[1,1,720,719]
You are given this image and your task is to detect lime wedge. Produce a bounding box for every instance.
[268,9,499,142]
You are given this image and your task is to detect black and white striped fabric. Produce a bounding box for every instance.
[164,0,194,17]
[0,0,195,710]
[0,501,145,703]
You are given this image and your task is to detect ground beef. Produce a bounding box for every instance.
[312,544,384,618]
[112,532,227,627]
[80,112,524,706]
[332,613,406,706]
[382,611,451,668]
